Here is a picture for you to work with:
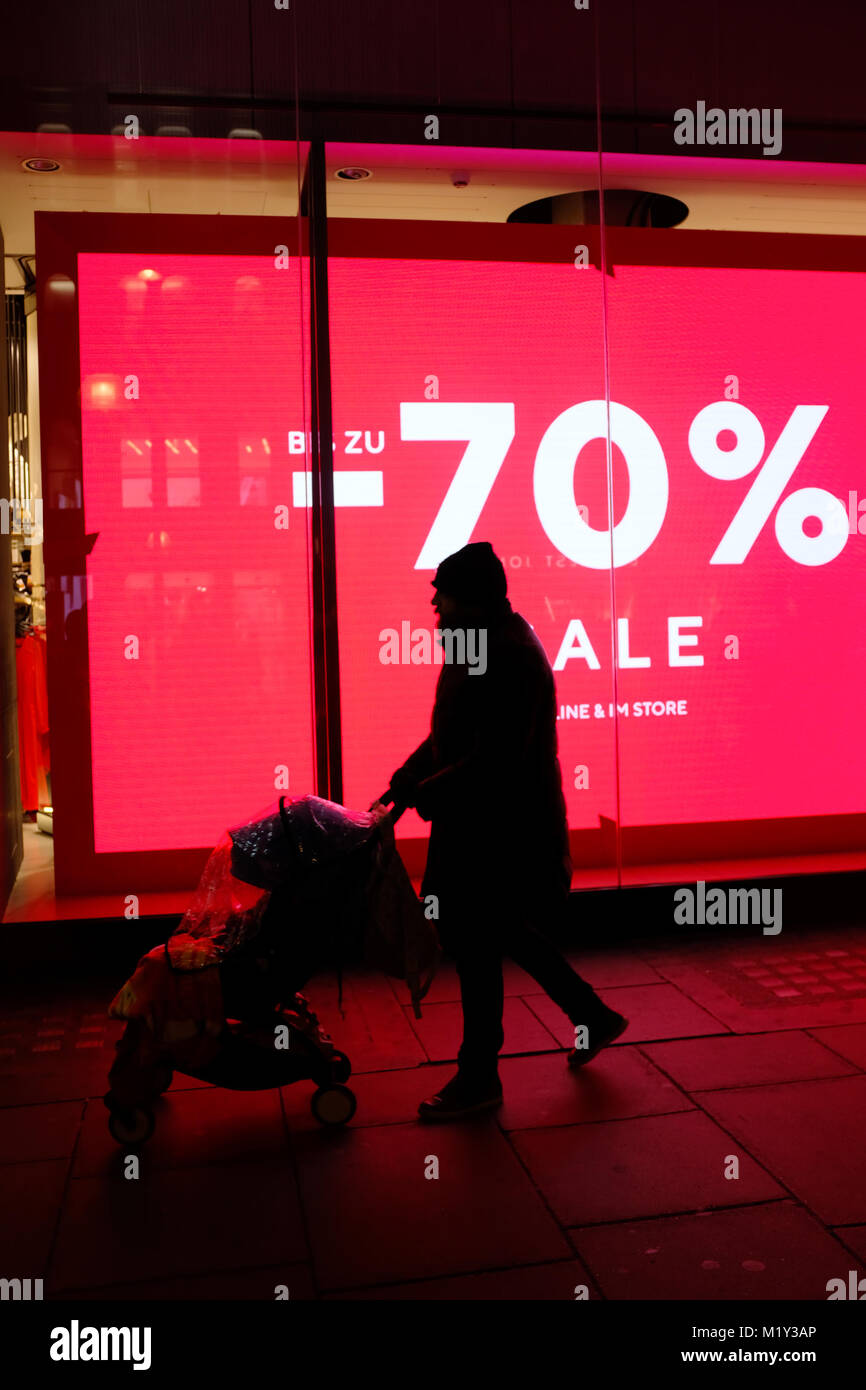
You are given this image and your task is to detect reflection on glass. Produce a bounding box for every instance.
[76,252,313,853]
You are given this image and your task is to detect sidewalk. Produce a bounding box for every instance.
[2,921,865,1301]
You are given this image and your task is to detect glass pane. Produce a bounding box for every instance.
[597,14,866,889]
[76,242,312,854]
[27,26,312,890]
[324,137,619,886]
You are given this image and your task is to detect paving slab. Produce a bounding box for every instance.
[389,949,665,1009]
[0,1159,69,1275]
[0,1100,84,1164]
[49,1159,308,1292]
[497,1048,693,1130]
[291,1119,571,1290]
[562,949,666,989]
[64,1262,316,1300]
[303,969,427,1072]
[805,1023,866,1071]
[650,940,866,1032]
[388,958,540,1006]
[525,983,729,1048]
[642,1030,857,1092]
[0,1030,122,1106]
[404,996,559,1062]
[831,1225,866,1265]
[74,1086,291,1178]
[696,1075,866,1226]
[327,1258,599,1300]
[511,1110,783,1226]
[572,1200,858,1300]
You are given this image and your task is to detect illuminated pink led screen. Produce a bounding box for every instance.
[328,257,866,844]
[78,253,314,852]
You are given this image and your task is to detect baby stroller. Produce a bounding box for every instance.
[104,792,438,1145]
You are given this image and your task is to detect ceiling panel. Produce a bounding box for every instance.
[1,134,863,266]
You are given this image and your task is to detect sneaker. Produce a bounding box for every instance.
[417,1073,503,1123]
[566,1008,628,1067]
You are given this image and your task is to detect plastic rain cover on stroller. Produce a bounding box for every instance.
[225,795,440,1015]
[109,795,439,1063]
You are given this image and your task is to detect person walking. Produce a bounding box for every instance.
[386,541,627,1122]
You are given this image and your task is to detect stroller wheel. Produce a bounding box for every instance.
[330,1050,352,1083]
[107,1105,155,1147]
[310,1084,356,1126]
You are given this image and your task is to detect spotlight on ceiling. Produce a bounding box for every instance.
[335,167,372,181]
[22,158,61,173]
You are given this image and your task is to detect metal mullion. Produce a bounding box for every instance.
[307,139,343,806]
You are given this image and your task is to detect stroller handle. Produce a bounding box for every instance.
[373,790,407,825]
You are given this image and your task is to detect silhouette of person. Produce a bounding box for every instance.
[387,542,627,1121]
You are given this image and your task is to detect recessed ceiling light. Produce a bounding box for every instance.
[335,167,372,181]
[22,158,61,173]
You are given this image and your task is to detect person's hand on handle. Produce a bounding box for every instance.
[368,790,411,826]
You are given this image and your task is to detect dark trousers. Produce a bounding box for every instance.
[436,890,606,1084]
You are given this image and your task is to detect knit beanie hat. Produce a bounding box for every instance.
[432,541,508,608]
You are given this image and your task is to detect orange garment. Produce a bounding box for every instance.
[109,935,225,1070]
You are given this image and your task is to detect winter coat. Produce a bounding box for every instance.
[393,601,572,907]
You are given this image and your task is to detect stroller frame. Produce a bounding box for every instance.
[102,798,398,1146]
[104,988,356,1146]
